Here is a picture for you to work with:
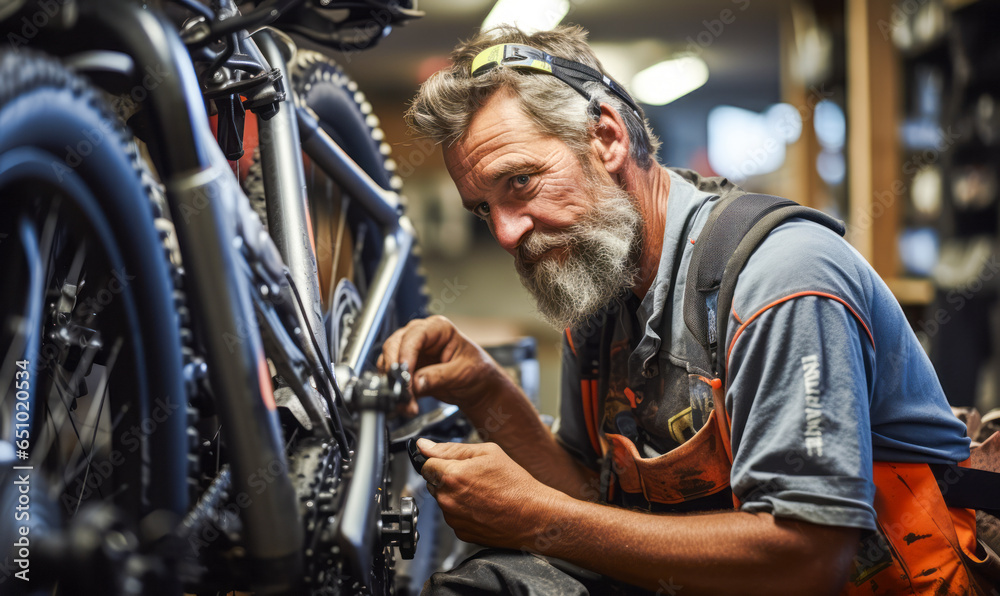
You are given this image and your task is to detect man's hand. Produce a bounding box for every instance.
[382,317,598,500]
[417,438,560,549]
[378,315,508,415]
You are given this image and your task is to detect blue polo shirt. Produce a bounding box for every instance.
[555,168,970,530]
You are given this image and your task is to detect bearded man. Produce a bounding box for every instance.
[379,25,985,595]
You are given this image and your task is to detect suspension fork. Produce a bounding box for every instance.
[74,2,303,592]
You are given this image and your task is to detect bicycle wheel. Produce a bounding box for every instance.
[0,50,188,595]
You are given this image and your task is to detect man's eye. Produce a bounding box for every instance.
[473,202,491,219]
[512,174,531,189]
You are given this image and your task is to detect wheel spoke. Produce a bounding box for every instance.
[353,222,368,295]
[31,335,100,469]
[48,336,123,508]
[53,391,93,495]
[327,195,351,362]
[213,424,222,476]
[327,194,350,309]
[72,336,122,513]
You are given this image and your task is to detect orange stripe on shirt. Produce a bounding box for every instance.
[567,328,600,455]
[725,291,876,379]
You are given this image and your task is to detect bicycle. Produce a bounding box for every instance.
[0,0,466,593]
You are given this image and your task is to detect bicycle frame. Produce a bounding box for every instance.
[257,27,420,588]
[253,31,331,367]
[256,26,420,587]
[253,28,417,377]
[297,107,418,375]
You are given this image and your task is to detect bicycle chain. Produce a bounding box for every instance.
[288,437,355,595]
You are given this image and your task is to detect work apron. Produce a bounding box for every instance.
[594,377,988,595]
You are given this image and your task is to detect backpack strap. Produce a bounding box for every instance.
[683,193,846,381]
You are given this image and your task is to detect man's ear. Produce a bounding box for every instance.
[590,103,630,175]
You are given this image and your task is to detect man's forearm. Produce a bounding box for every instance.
[463,374,598,499]
[531,494,858,595]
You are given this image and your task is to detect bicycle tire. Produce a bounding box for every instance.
[0,50,188,595]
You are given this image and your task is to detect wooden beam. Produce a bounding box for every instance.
[847,0,902,278]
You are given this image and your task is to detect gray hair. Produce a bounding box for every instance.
[406,25,661,169]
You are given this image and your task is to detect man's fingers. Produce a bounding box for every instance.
[418,441,473,492]
[401,316,460,370]
[379,329,404,372]
[409,360,465,397]
[395,323,443,376]
[419,453,448,492]
[417,438,491,461]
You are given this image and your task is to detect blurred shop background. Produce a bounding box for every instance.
[326,0,1000,416]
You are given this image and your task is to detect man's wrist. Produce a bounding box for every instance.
[462,366,518,418]
[516,483,574,554]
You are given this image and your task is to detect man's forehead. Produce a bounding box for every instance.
[444,93,533,172]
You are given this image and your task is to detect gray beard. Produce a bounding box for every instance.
[514,170,643,330]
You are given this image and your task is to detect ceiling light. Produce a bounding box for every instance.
[482,0,570,34]
[630,56,709,106]
[708,105,786,181]
[591,40,671,84]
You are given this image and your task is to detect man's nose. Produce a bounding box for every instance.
[491,206,533,254]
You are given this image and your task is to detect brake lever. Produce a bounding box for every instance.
[202,67,282,100]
